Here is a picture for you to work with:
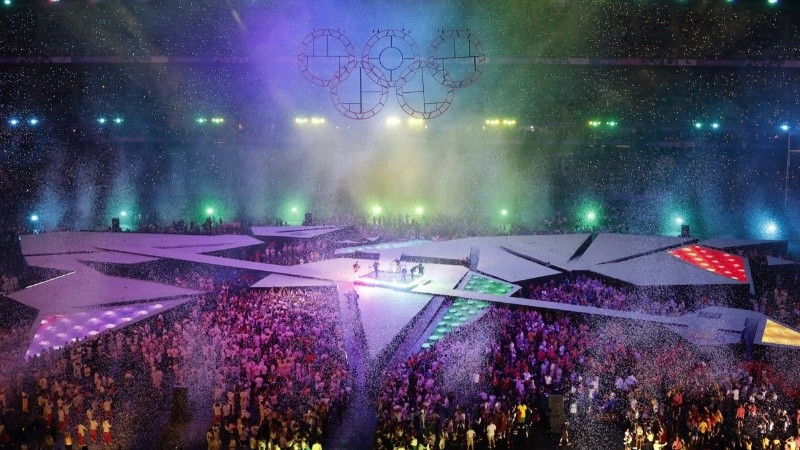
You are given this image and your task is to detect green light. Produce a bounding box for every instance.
[120,211,127,217]
[606,121,617,127]
[694,122,703,129]
[196,117,207,124]
[586,211,597,221]
[710,122,720,129]
[3,0,10,6]
[290,206,298,213]
[30,214,38,222]
[206,207,214,215]
[97,117,107,124]
[372,205,382,215]
[414,206,424,215]
[113,117,124,124]
[500,209,508,216]
[675,216,684,225]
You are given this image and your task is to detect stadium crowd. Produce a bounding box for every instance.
[0,273,348,450]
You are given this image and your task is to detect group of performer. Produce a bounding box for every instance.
[352,259,425,282]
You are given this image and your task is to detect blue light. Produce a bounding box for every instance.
[693,122,703,129]
[8,118,19,127]
[98,117,107,124]
[710,122,720,129]
[113,117,124,124]
[30,215,39,222]
[28,118,39,126]
[780,124,790,132]
[767,0,778,4]
[765,222,778,235]
[2,0,11,6]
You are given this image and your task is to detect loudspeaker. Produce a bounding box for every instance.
[680,225,690,237]
[111,218,121,232]
[548,394,566,433]
[303,213,313,226]
[171,386,190,422]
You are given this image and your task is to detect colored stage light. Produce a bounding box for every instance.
[386,117,401,127]
[767,0,778,4]
[197,117,207,124]
[765,222,778,235]
[206,207,214,215]
[294,117,308,124]
[310,117,324,125]
[502,119,517,126]
[674,216,684,225]
[97,117,107,124]
[8,118,19,126]
[485,118,500,126]
[586,211,597,221]
[780,124,790,132]
[408,118,424,126]
[2,0,10,6]
[372,205,383,215]
[414,206,424,215]
[500,209,508,217]
[113,117,124,124]
[693,122,703,129]
[290,206,298,213]
[30,214,39,222]
[606,121,617,127]
[120,211,127,217]
[28,118,39,126]
[710,122,720,129]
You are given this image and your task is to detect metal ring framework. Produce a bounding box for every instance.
[427,29,486,89]
[297,29,356,87]
[329,61,390,120]
[300,29,485,119]
[396,60,455,120]
[361,29,421,88]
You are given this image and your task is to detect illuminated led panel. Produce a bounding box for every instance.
[668,245,747,283]
[761,319,800,348]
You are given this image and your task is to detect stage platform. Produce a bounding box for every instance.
[11,230,800,354]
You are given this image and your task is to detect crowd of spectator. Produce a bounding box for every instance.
[377,303,800,450]
[376,307,592,450]
[0,269,347,450]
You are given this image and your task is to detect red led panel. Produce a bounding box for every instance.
[668,245,748,283]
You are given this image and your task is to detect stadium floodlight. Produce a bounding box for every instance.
[310,117,325,125]
[502,119,517,126]
[294,117,308,124]
[765,222,778,235]
[385,117,401,127]
[485,118,500,126]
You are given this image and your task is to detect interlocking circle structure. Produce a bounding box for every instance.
[297,29,356,87]
[298,28,486,120]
